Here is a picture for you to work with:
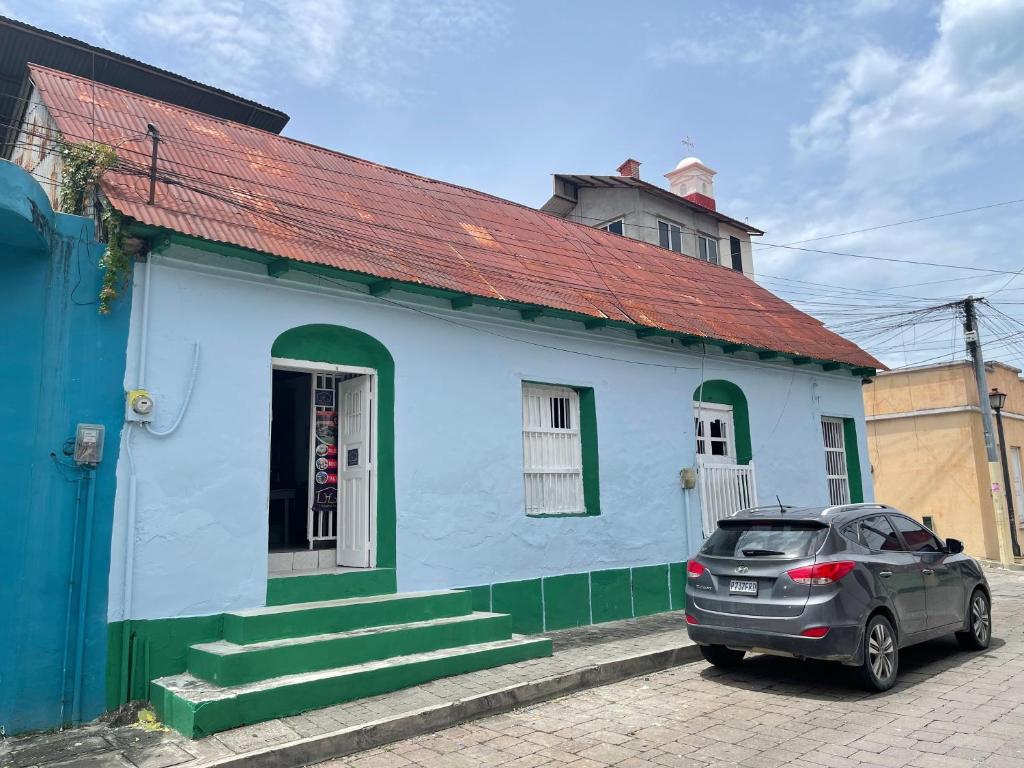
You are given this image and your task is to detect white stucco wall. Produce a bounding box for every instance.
[108,246,872,621]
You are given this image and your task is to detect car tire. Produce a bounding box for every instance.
[956,589,992,651]
[699,644,745,668]
[857,614,899,692]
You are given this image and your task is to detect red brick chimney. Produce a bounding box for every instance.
[616,158,641,179]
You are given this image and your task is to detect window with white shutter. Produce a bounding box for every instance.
[821,416,851,505]
[522,383,585,515]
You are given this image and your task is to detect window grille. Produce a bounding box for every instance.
[522,384,584,515]
[821,416,850,505]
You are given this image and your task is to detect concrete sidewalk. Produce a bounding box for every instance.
[0,613,696,768]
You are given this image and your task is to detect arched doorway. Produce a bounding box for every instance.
[693,380,756,533]
[269,325,395,571]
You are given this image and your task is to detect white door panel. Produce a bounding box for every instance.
[337,375,372,567]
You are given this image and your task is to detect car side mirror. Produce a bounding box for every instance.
[945,538,964,554]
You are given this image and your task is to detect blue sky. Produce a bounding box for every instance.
[7,0,1024,367]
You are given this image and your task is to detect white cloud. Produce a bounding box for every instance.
[648,5,832,67]
[791,0,1024,188]
[36,0,506,103]
[752,0,1024,367]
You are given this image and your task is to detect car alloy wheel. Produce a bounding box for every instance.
[868,621,895,681]
[971,593,991,645]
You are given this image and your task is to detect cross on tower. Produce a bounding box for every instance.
[682,136,695,153]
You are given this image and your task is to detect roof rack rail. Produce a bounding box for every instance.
[737,504,797,513]
[820,502,891,515]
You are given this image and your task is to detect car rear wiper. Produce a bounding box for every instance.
[741,549,786,556]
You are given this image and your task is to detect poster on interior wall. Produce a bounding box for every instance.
[311,376,339,522]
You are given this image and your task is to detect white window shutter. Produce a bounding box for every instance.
[821,416,851,505]
[522,384,585,515]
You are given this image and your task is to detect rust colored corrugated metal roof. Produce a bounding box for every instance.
[29,64,880,369]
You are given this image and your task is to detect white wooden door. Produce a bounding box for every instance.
[336,375,372,567]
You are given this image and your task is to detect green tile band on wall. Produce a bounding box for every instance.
[542,573,590,631]
[842,417,864,503]
[668,562,685,610]
[106,614,224,709]
[631,564,671,617]
[590,568,632,624]
[491,579,544,634]
[464,585,492,613]
[464,562,684,637]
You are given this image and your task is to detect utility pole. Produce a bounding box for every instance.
[962,297,1016,565]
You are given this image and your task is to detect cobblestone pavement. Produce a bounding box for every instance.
[0,614,691,768]
[317,568,1024,768]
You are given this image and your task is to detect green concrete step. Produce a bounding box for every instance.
[188,612,512,686]
[223,589,473,644]
[152,635,553,738]
[266,568,397,606]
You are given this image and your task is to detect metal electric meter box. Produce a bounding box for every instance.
[74,423,105,465]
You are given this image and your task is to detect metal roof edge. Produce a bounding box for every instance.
[127,224,874,377]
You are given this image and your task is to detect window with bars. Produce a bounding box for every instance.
[821,416,851,505]
[522,383,586,515]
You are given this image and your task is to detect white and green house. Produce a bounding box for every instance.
[101,238,876,738]
[10,66,881,739]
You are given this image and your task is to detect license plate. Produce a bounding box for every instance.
[729,579,758,595]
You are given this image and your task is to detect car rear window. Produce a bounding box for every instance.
[701,522,827,558]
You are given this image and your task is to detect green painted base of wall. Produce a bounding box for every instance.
[265,568,396,606]
[463,561,686,635]
[106,615,223,710]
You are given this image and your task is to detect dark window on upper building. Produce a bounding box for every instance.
[697,234,719,265]
[658,220,682,252]
[730,236,743,271]
[602,219,624,236]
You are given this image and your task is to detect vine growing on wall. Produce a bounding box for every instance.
[57,140,130,314]
[57,140,117,215]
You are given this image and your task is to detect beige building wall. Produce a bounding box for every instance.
[864,361,1024,561]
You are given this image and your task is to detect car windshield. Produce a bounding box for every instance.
[701,522,827,558]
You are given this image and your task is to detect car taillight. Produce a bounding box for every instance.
[786,561,855,585]
[685,614,699,625]
[800,626,830,638]
[686,560,706,578]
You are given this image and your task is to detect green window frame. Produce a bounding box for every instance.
[522,382,600,517]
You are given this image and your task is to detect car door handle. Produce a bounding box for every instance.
[879,571,893,578]
[922,569,934,575]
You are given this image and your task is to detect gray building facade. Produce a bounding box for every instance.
[541,156,762,276]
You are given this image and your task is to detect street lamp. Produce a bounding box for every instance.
[989,387,1021,558]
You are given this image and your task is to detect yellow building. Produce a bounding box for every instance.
[863,361,1024,561]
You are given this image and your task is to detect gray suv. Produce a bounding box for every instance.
[684,504,992,690]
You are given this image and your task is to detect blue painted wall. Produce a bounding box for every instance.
[107,245,872,622]
[0,161,131,734]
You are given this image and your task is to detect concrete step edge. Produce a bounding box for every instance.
[189,641,700,768]
[228,589,466,618]
[193,612,510,655]
[156,637,551,702]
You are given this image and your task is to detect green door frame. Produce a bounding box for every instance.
[271,325,396,569]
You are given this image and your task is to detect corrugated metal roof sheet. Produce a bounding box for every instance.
[30,64,881,370]
[0,15,288,152]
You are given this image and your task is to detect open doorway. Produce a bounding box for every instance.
[269,362,376,573]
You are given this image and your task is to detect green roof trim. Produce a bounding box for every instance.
[129,226,875,378]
